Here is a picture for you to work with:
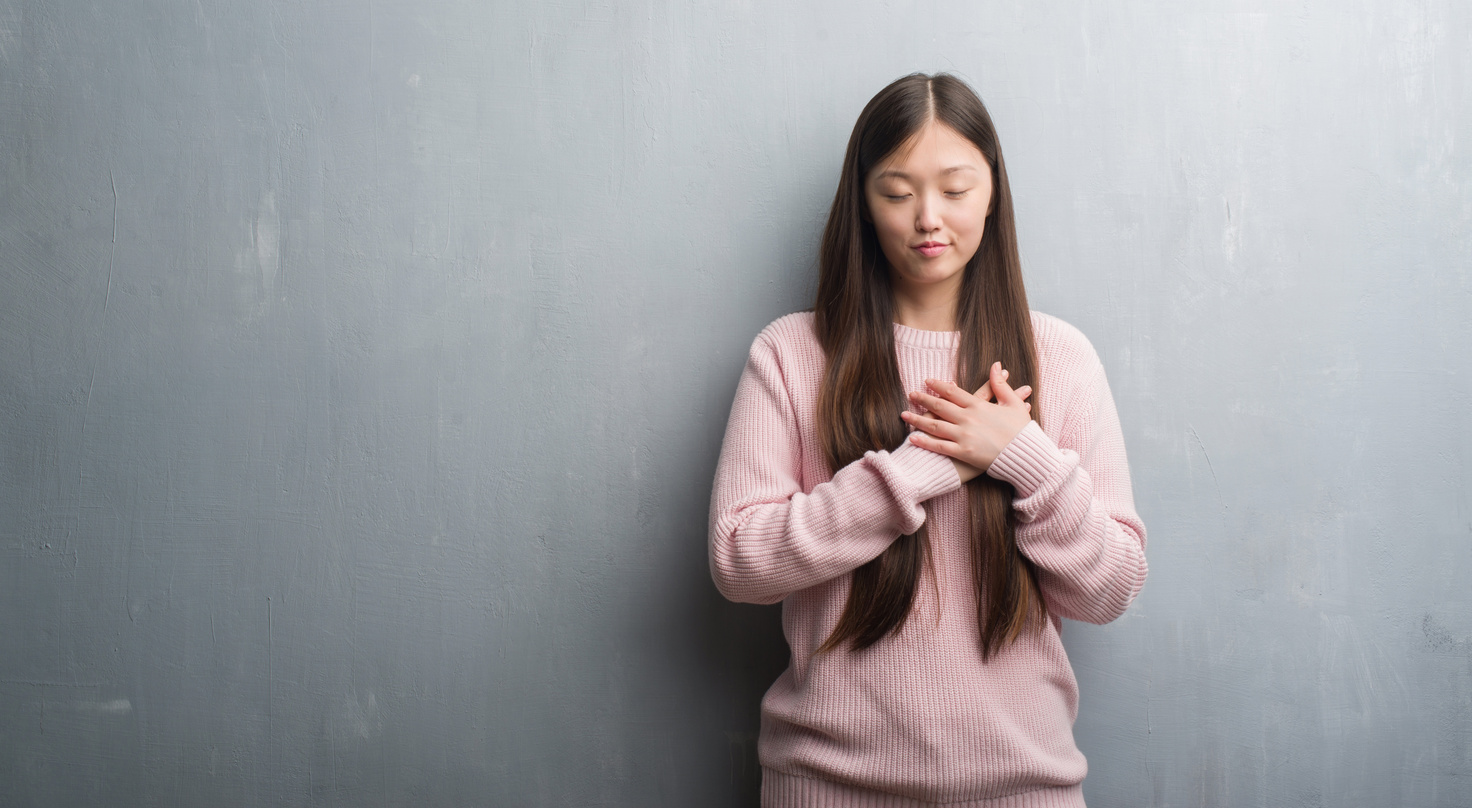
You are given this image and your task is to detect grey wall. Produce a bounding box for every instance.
[2,0,1469,805]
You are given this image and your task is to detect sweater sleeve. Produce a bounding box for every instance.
[984,358,1148,625]
[708,333,963,605]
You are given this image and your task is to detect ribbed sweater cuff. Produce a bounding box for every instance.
[985,421,1064,497]
[762,770,1085,808]
[888,438,965,503]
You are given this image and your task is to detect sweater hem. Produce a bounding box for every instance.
[762,770,1086,808]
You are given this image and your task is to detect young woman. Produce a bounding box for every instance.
[708,73,1148,807]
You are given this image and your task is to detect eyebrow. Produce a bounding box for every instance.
[872,166,980,181]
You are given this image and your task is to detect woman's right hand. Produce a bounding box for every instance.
[902,365,1032,484]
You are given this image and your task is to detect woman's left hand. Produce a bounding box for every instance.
[901,361,1033,484]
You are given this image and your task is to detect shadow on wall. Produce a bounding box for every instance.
[649,514,788,806]
[704,597,787,805]
[624,334,796,804]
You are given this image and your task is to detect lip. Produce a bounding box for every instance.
[913,241,948,258]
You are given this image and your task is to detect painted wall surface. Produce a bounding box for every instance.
[2,0,1469,805]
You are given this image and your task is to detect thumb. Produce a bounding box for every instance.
[991,362,1024,407]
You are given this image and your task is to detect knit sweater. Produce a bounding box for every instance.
[708,311,1148,808]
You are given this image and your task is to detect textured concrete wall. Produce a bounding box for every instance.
[2,1,1469,805]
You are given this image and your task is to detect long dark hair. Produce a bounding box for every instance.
[814,73,1044,660]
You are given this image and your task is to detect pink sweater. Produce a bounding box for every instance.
[709,311,1147,808]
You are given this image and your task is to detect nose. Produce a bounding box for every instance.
[915,192,942,233]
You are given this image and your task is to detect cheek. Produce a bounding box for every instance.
[962,205,988,242]
[873,211,909,250]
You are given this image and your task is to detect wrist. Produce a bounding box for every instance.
[952,457,982,484]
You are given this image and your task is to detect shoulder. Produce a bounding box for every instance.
[740,311,824,398]
[748,311,823,367]
[753,311,820,352]
[1029,311,1111,438]
[1029,310,1103,380]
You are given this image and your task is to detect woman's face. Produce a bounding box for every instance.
[864,119,993,298]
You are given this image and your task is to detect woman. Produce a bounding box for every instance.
[708,72,1148,807]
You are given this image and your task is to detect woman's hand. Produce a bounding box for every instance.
[901,361,1033,484]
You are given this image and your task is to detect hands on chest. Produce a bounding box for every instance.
[900,361,1034,484]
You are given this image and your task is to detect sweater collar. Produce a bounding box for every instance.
[892,321,960,351]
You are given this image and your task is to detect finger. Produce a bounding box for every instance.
[974,364,1010,401]
[908,429,962,457]
[990,362,1024,407]
[1015,384,1032,401]
[901,409,962,440]
[924,378,976,407]
[907,390,967,422]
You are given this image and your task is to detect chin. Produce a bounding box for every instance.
[906,267,965,285]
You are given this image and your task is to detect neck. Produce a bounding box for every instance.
[891,275,962,332]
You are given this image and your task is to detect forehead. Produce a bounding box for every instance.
[869,120,990,180]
